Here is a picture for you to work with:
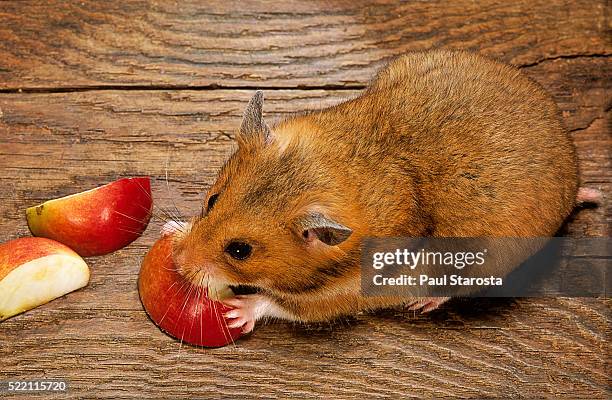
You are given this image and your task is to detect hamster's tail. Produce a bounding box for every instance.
[576,187,603,205]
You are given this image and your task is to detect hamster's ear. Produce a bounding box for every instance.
[239,90,271,145]
[295,212,352,246]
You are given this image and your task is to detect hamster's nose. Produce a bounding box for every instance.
[172,243,213,274]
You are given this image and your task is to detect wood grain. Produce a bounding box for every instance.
[0,82,610,398]
[0,0,610,399]
[0,0,609,90]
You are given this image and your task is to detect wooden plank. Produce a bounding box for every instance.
[0,68,609,397]
[0,58,608,226]
[0,299,609,399]
[0,0,609,90]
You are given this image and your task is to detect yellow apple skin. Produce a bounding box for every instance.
[26,177,152,257]
[0,237,90,321]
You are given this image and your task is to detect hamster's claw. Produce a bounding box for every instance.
[223,295,260,334]
[407,297,450,313]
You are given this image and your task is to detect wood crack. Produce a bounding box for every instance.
[1,53,608,94]
[518,53,611,68]
[0,83,367,94]
[569,116,604,133]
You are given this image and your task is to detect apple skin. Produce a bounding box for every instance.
[26,177,152,257]
[138,236,243,347]
[0,237,90,321]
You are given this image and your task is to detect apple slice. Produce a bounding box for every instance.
[26,177,152,257]
[138,236,243,347]
[0,237,90,322]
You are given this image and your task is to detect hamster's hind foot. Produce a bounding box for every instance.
[407,297,450,313]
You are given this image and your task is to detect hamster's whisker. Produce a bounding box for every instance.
[133,178,153,201]
[154,207,176,223]
[153,206,183,227]
[197,271,206,348]
[166,192,185,224]
[186,283,200,350]
[157,279,191,326]
[177,324,186,358]
[175,277,198,355]
[152,205,190,235]
[176,278,198,357]
[157,252,178,273]
[164,148,186,223]
[114,226,148,236]
[158,264,177,273]
[211,278,234,348]
[162,216,190,234]
[134,179,183,234]
[132,165,187,233]
[205,274,216,345]
[209,283,227,343]
[220,292,237,348]
[127,185,182,227]
[131,201,173,226]
[142,203,190,236]
[112,209,150,224]
[205,273,235,348]
[160,200,181,227]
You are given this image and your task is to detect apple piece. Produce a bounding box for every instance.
[26,177,152,257]
[138,236,243,347]
[0,237,90,322]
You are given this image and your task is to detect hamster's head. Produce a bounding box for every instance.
[172,91,357,296]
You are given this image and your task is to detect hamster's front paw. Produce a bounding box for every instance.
[407,297,450,313]
[222,294,269,334]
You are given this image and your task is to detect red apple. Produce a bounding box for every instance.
[138,236,242,347]
[0,237,90,321]
[26,177,152,257]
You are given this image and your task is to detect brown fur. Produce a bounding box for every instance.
[173,49,579,322]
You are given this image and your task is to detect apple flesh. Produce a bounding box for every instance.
[0,237,90,322]
[26,177,152,257]
[138,236,242,347]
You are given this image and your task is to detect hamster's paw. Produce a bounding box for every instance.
[222,294,269,334]
[407,297,450,313]
[161,220,188,237]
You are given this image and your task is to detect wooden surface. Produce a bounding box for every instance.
[0,1,610,399]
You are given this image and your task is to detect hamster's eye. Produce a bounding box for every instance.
[225,241,252,260]
[207,194,219,211]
